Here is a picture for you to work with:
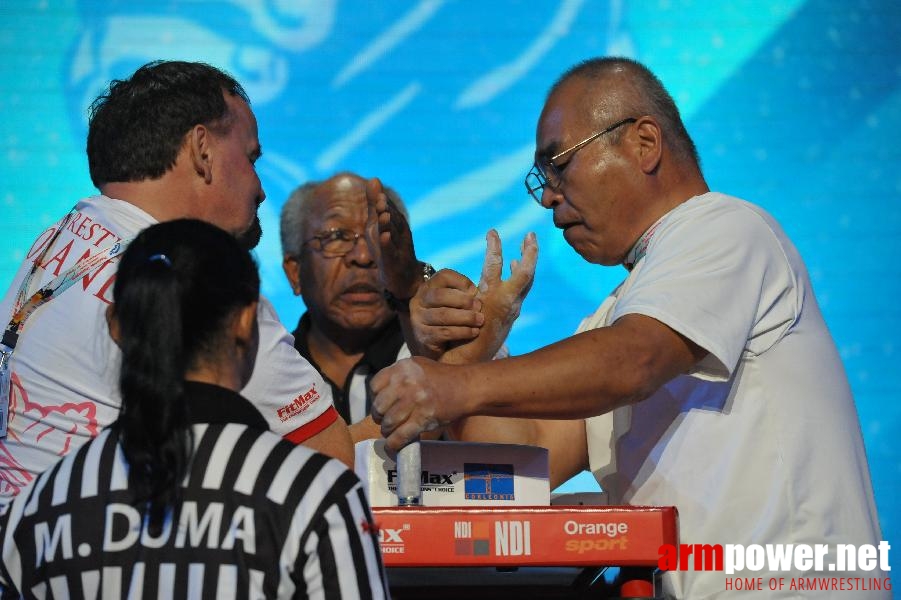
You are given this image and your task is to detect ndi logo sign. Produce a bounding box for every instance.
[463,463,514,500]
[454,520,490,556]
[453,520,532,557]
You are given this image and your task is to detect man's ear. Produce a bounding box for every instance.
[105,304,121,346]
[232,301,259,387]
[633,116,663,174]
[233,301,258,347]
[187,124,213,184]
[282,254,302,296]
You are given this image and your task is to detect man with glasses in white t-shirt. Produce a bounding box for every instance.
[369,57,886,598]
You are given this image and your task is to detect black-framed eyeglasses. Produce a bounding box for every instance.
[302,228,367,258]
[524,117,637,204]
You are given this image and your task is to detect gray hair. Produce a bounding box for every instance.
[279,174,408,257]
[551,57,701,173]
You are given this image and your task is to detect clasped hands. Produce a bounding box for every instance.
[365,177,538,450]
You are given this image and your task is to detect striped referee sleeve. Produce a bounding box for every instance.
[275,450,388,600]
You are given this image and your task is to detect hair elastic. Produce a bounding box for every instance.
[147,253,172,267]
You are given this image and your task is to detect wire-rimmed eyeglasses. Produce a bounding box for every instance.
[524,117,637,204]
[302,227,368,258]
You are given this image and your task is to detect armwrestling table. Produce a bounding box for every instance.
[372,505,678,599]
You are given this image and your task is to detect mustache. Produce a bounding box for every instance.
[342,281,381,294]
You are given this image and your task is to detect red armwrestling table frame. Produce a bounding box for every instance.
[372,505,678,599]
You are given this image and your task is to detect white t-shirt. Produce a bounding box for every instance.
[583,193,886,598]
[0,195,337,501]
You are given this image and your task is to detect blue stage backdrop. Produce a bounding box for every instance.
[1,0,899,569]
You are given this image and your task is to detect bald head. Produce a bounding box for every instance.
[548,57,701,174]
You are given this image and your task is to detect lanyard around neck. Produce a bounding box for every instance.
[623,216,666,271]
[2,209,128,350]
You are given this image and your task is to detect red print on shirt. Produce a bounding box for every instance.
[276,386,321,422]
[0,373,99,498]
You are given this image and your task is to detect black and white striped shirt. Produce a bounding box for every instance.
[293,313,407,425]
[0,382,388,599]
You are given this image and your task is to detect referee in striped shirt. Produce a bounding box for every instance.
[0,220,388,599]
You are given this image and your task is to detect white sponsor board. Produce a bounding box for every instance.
[355,439,549,507]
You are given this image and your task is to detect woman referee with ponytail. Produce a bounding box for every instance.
[0,219,388,599]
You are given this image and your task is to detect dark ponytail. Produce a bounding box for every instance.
[112,219,259,532]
